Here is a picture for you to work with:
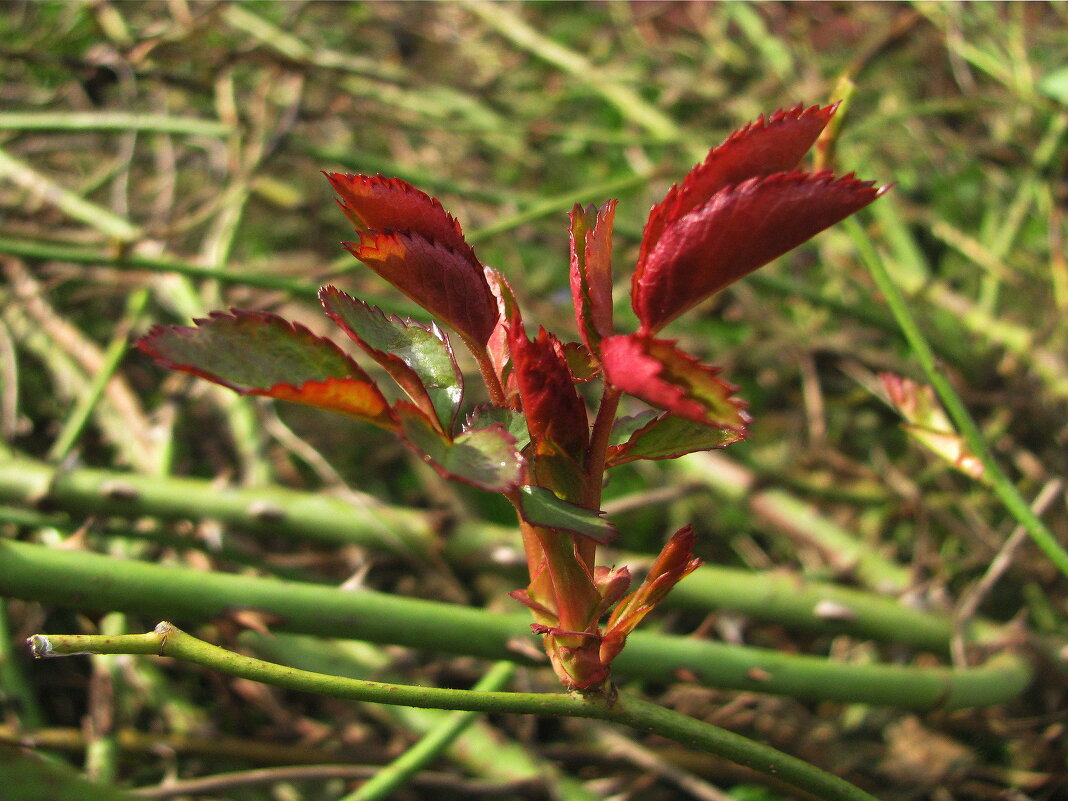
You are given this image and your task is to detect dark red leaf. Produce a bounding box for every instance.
[637,103,837,272]
[138,310,393,428]
[347,230,499,346]
[600,334,749,432]
[325,173,473,258]
[569,200,617,351]
[484,267,522,406]
[510,323,589,465]
[633,171,885,333]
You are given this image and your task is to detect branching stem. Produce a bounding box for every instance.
[30,623,881,801]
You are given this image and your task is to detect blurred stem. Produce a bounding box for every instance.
[468,171,655,245]
[30,623,880,801]
[246,633,595,799]
[847,217,1068,579]
[0,601,44,729]
[47,288,150,463]
[0,237,329,301]
[0,111,231,137]
[673,452,911,594]
[3,540,1032,709]
[0,147,140,242]
[0,451,997,651]
[460,2,687,149]
[338,661,515,801]
[85,613,124,784]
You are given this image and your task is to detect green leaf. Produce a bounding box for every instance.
[397,404,523,492]
[321,287,463,430]
[466,405,530,450]
[607,413,742,467]
[516,486,616,545]
[138,310,394,428]
[0,744,144,801]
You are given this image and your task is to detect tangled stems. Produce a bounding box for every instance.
[29,623,880,801]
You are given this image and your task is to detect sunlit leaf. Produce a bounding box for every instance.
[510,324,589,464]
[880,372,985,481]
[600,334,749,432]
[606,412,743,467]
[637,103,837,271]
[397,403,522,492]
[321,286,463,431]
[346,230,499,347]
[633,172,885,333]
[569,199,617,352]
[138,311,393,428]
[325,172,474,257]
[516,486,616,545]
[466,405,530,450]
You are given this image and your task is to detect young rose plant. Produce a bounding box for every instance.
[139,103,885,692]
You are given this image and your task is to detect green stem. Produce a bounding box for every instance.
[29,623,881,801]
[1,540,1031,709]
[0,601,44,728]
[0,237,419,317]
[47,289,150,462]
[0,452,1001,651]
[0,147,140,242]
[0,111,231,137]
[339,661,515,801]
[847,217,1068,579]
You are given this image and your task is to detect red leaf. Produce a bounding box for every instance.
[600,334,749,432]
[138,310,393,428]
[510,323,589,465]
[484,267,522,406]
[637,103,837,272]
[633,171,884,333]
[601,526,701,665]
[347,230,499,346]
[569,200,617,351]
[325,173,473,258]
[265,377,394,425]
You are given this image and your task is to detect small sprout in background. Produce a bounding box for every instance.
[880,372,986,482]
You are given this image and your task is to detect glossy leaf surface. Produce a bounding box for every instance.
[516,486,616,545]
[637,103,836,272]
[606,412,743,467]
[321,286,462,430]
[325,172,473,257]
[397,404,522,492]
[510,324,589,464]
